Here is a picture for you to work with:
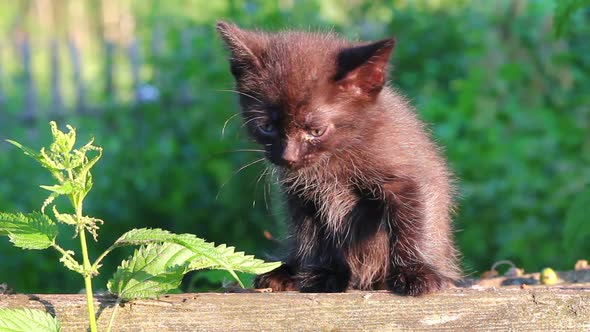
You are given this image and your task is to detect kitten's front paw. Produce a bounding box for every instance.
[297,266,350,293]
[387,264,445,296]
[253,264,298,291]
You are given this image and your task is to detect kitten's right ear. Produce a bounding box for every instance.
[216,21,265,78]
[334,38,396,98]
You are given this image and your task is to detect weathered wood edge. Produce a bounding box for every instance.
[1,285,590,331]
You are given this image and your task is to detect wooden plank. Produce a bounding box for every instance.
[1,285,589,331]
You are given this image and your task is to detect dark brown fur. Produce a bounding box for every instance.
[217,22,461,295]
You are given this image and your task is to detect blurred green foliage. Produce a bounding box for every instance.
[0,0,588,292]
[554,0,590,36]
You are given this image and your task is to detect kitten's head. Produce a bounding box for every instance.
[217,22,395,171]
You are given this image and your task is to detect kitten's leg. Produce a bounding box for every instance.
[253,262,298,291]
[387,262,445,296]
[280,194,352,292]
[382,180,448,296]
[253,254,353,293]
[297,256,351,293]
[252,251,353,293]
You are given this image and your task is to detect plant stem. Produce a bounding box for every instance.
[106,298,122,332]
[76,201,98,332]
[51,242,70,257]
[79,227,98,332]
[92,243,116,272]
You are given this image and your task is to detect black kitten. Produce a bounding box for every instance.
[217,22,461,296]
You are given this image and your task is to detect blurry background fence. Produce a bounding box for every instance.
[0,0,589,294]
[0,0,202,125]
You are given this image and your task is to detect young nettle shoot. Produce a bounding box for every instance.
[0,122,281,332]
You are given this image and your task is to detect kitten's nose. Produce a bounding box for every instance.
[282,143,300,165]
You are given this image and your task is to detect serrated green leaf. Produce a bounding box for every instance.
[39,147,66,171]
[110,228,244,285]
[52,206,77,225]
[5,140,40,160]
[58,249,84,274]
[49,121,76,155]
[109,228,281,288]
[39,182,74,195]
[175,234,281,280]
[41,193,59,214]
[84,171,94,195]
[174,235,243,286]
[113,228,176,246]
[0,308,61,332]
[75,140,102,175]
[39,183,73,213]
[107,243,194,300]
[0,212,58,250]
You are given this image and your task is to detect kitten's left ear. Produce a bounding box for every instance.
[217,21,266,79]
[335,38,396,97]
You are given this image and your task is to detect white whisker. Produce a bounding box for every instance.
[232,149,266,153]
[241,116,267,128]
[216,89,263,103]
[221,113,241,138]
[216,157,266,200]
[253,166,270,208]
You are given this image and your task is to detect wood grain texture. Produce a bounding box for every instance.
[2,285,590,331]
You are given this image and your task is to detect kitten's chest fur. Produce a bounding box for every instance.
[282,166,391,289]
[283,164,373,235]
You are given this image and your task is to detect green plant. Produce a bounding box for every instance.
[1,0,588,294]
[0,122,280,332]
[562,186,590,259]
[554,0,590,36]
[0,309,61,332]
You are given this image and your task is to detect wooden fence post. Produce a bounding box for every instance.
[0,42,5,113]
[67,37,86,114]
[150,24,164,100]
[128,38,141,105]
[151,23,164,57]
[103,40,115,104]
[178,28,194,105]
[50,38,64,117]
[20,35,38,123]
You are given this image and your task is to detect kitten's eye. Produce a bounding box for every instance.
[259,122,275,134]
[309,126,327,137]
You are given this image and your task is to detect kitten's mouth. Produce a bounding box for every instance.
[278,160,307,171]
[273,154,326,172]
[268,157,310,171]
